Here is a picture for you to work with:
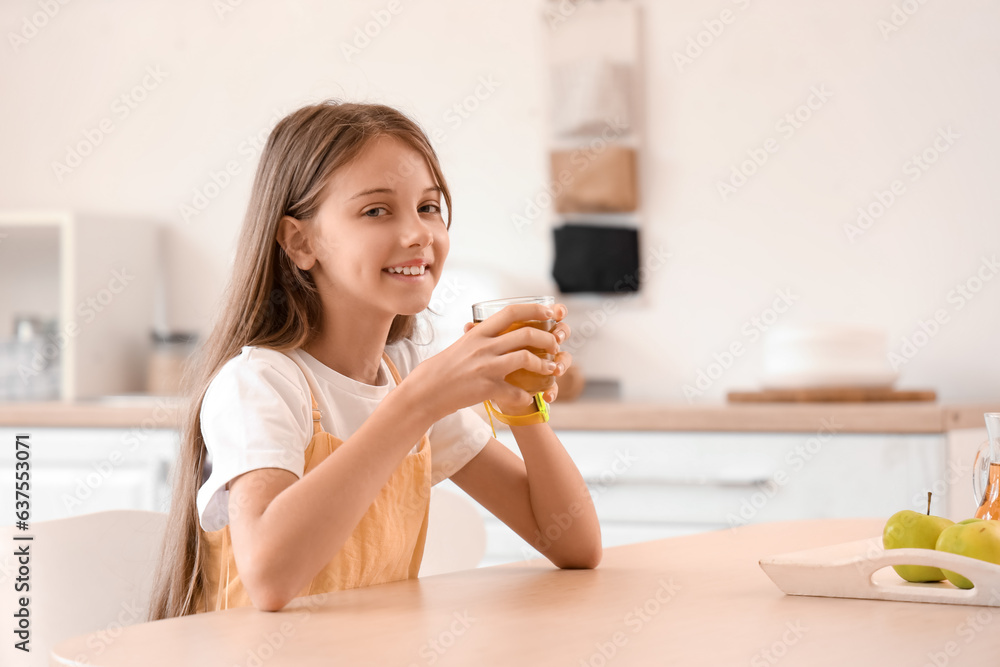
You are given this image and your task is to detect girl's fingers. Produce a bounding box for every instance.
[552,322,571,345]
[463,322,474,334]
[493,385,536,413]
[492,325,559,356]
[497,348,558,378]
[553,350,573,375]
[544,383,559,403]
[472,303,556,337]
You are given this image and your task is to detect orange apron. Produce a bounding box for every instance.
[201,352,432,612]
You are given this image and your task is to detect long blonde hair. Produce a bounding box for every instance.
[148,100,453,620]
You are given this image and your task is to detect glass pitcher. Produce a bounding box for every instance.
[973,412,1000,520]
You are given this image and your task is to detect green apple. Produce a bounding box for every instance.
[882,493,954,582]
[934,520,1000,589]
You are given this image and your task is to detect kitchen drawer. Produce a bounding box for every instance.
[557,430,946,519]
[444,430,946,567]
[0,427,178,522]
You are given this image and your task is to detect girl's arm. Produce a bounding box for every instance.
[226,383,436,611]
[450,303,601,568]
[228,303,562,611]
[449,426,602,569]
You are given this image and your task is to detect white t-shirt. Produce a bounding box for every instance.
[196,337,493,532]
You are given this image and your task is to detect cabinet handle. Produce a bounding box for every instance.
[158,459,172,484]
[583,475,771,488]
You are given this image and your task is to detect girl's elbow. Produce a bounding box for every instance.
[577,544,603,569]
[252,586,290,612]
[247,579,291,612]
[555,543,603,570]
[242,563,294,612]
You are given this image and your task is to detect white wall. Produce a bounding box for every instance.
[3,0,998,402]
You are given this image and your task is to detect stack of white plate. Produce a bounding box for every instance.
[760,325,898,389]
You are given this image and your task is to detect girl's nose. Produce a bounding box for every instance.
[401,212,433,248]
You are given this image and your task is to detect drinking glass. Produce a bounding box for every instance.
[471,296,557,396]
[973,412,1000,520]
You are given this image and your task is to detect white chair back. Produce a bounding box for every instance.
[0,492,483,665]
[0,510,167,667]
[419,486,487,577]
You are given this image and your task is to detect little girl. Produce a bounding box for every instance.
[149,100,601,618]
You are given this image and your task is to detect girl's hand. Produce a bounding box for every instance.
[465,304,572,416]
[405,303,571,421]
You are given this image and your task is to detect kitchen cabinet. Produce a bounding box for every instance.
[0,212,159,401]
[2,400,990,570]
[0,427,176,523]
[440,429,947,567]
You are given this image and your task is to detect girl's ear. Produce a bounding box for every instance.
[276,216,317,270]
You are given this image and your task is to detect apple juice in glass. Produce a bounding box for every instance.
[471,296,557,396]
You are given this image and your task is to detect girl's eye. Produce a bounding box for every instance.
[419,203,441,214]
[363,207,387,217]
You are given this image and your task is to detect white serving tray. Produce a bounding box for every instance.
[760,537,1000,607]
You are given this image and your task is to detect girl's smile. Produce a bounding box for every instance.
[383,258,431,280]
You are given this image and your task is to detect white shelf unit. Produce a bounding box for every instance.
[544,0,647,298]
[0,211,159,400]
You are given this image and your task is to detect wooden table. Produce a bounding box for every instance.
[51,519,999,666]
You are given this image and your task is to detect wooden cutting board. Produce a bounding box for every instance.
[727,387,937,403]
[760,536,1000,607]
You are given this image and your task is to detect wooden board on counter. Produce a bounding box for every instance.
[727,387,937,403]
[543,401,947,433]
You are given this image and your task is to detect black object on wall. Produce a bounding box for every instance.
[552,224,640,293]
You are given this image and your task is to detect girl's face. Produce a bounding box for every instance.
[307,134,450,318]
